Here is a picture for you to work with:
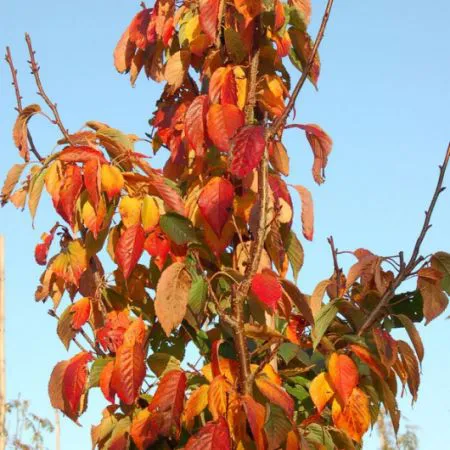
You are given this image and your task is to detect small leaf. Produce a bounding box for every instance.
[417,267,449,324]
[264,404,292,450]
[13,104,41,161]
[70,297,91,330]
[185,417,231,450]
[1,163,27,205]
[373,328,398,370]
[395,314,424,363]
[57,304,77,350]
[147,353,181,377]
[432,251,450,294]
[284,231,304,282]
[159,212,198,245]
[206,104,244,152]
[251,271,282,310]
[309,372,335,413]
[289,29,320,88]
[101,164,124,200]
[309,279,331,316]
[115,224,145,278]
[328,353,359,405]
[312,300,340,349]
[291,185,314,241]
[28,167,48,222]
[141,195,160,233]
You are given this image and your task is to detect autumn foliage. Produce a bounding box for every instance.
[2,0,450,449]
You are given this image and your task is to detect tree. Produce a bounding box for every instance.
[1,0,449,448]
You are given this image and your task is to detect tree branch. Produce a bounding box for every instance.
[270,0,335,136]
[5,46,43,162]
[24,34,73,144]
[358,143,450,335]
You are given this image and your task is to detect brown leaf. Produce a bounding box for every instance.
[13,104,41,161]
[417,267,449,324]
[291,185,314,241]
[165,50,190,92]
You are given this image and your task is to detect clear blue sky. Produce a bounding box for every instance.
[1,1,449,449]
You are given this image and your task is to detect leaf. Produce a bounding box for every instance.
[147,353,181,377]
[312,300,339,349]
[155,262,192,336]
[101,164,124,200]
[52,239,88,286]
[309,279,331,316]
[431,251,450,294]
[291,185,314,241]
[13,104,41,161]
[83,158,101,210]
[57,304,77,350]
[1,163,27,205]
[281,279,314,326]
[56,164,83,229]
[199,0,220,42]
[70,297,91,330]
[285,231,304,282]
[206,104,245,152]
[349,344,385,378]
[99,361,116,403]
[188,277,208,315]
[288,29,320,88]
[331,387,370,443]
[59,146,107,163]
[242,395,266,450]
[269,140,290,176]
[34,224,58,266]
[251,271,282,310]
[417,267,449,324]
[224,28,247,63]
[208,375,233,420]
[63,351,93,418]
[185,95,209,156]
[198,177,234,237]
[114,25,136,73]
[49,360,70,412]
[290,0,311,26]
[130,409,160,450]
[159,212,198,245]
[183,384,210,431]
[141,195,160,233]
[148,369,187,438]
[28,167,47,222]
[185,417,232,450]
[397,340,420,402]
[373,328,398,370]
[230,125,266,178]
[255,375,294,418]
[115,224,145,278]
[234,0,262,25]
[165,50,190,92]
[111,342,146,405]
[328,353,359,405]
[309,372,335,413]
[119,196,142,228]
[264,404,292,450]
[88,357,114,388]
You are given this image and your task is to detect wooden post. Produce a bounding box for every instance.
[55,409,60,450]
[0,236,6,450]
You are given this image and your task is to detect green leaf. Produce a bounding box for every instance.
[285,231,304,282]
[389,290,424,324]
[188,277,208,315]
[88,357,114,388]
[28,166,47,223]
[278,343,299,364]
[224,28,247,63]
[159,212,198,245]
[288,7,308,31]
[56,304,76,350]
[264,404,292,450]
[147,353,181,377]
[312,299,340,349]
[305,424,334,450]
[285,384,309,401]
[432,251,450,294]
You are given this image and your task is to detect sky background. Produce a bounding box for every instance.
[1,0,449,449]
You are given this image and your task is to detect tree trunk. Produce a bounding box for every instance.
[0,236,6,450]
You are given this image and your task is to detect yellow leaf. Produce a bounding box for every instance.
[233,66,247,110]
[119,196,142,228]
[208,375,233,421]
[51,240,88,286]
[141,195,160,232]
[309,372,335,413]
[101,164,124,200]
[183,384,209,431]
[183,16,201,43]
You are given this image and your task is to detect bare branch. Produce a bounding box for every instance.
[270,0,335,136]
[5,46,43,162]
[358,143,450,335]
[24,34,73,144]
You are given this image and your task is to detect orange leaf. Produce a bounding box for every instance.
[290,0,311,25]
[62,351,93,418]
[208,375,233,420]
[130,408,161,450]
[13,104,41,161]
[291,185,314,241]
[83,158,101,210]
[255,375,294,418]
[242,395,266,450]
[129,8,152,50]
[59,146,107,164]
[164,50,190,92]
[230,125,265,178]
[309,372,335,413]
[115,224,145,278]
[251,271,282,310]
[56,164,83,229]
[199,0,220,42]
[154,262,191,336]
[206,104,244,152]
[111,342,146,405]
[234,0,262,25]
[198,177,234,237]
[183,384,210,431]
[185,95,209,156]
[417,267,449,324]
[101,164,124,200]
[331,387,370,443]
[185,417,231,450]
[70,297,91,330]
[350,344,385,379]
[328,353,359,405]
[148,369,187,438]
[202,358,239,384]
[373,328,398,370]
[99,361,116,403]
[114,25,136,73]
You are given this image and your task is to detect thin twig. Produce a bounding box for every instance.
[47,310,88,353]
[270,0,335,136]
[5,46,43,161]
[327,236,343,293]
[24,34,72,144]
[358,143,450,335]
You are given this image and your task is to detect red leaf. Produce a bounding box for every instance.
[255,375,295,418]
[220,69,238,106]
[206,104,244,152]
[242,395,267,450]
[199,0,220,42]
[185,95,209,156]
[70,297,91,330]
[115,224,145,278]
[62,352,93,418]
[56,164,83,228]
[83,158,101,210]
[148,369,186,438]
[251,271,282,310]
[291,185,314,241]
[34,224,58,265]
[373,328,398,370]
[129,9,152,50]
[328,353,359,405]
[185,417,231,450]
[59,146,107,164]
[99,361,116,403]
[144,228,170,270]
[111,342,146,405]
[230,125,265,178]
[198,177,234,237]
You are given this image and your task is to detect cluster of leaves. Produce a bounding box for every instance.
[2,0,449,449]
